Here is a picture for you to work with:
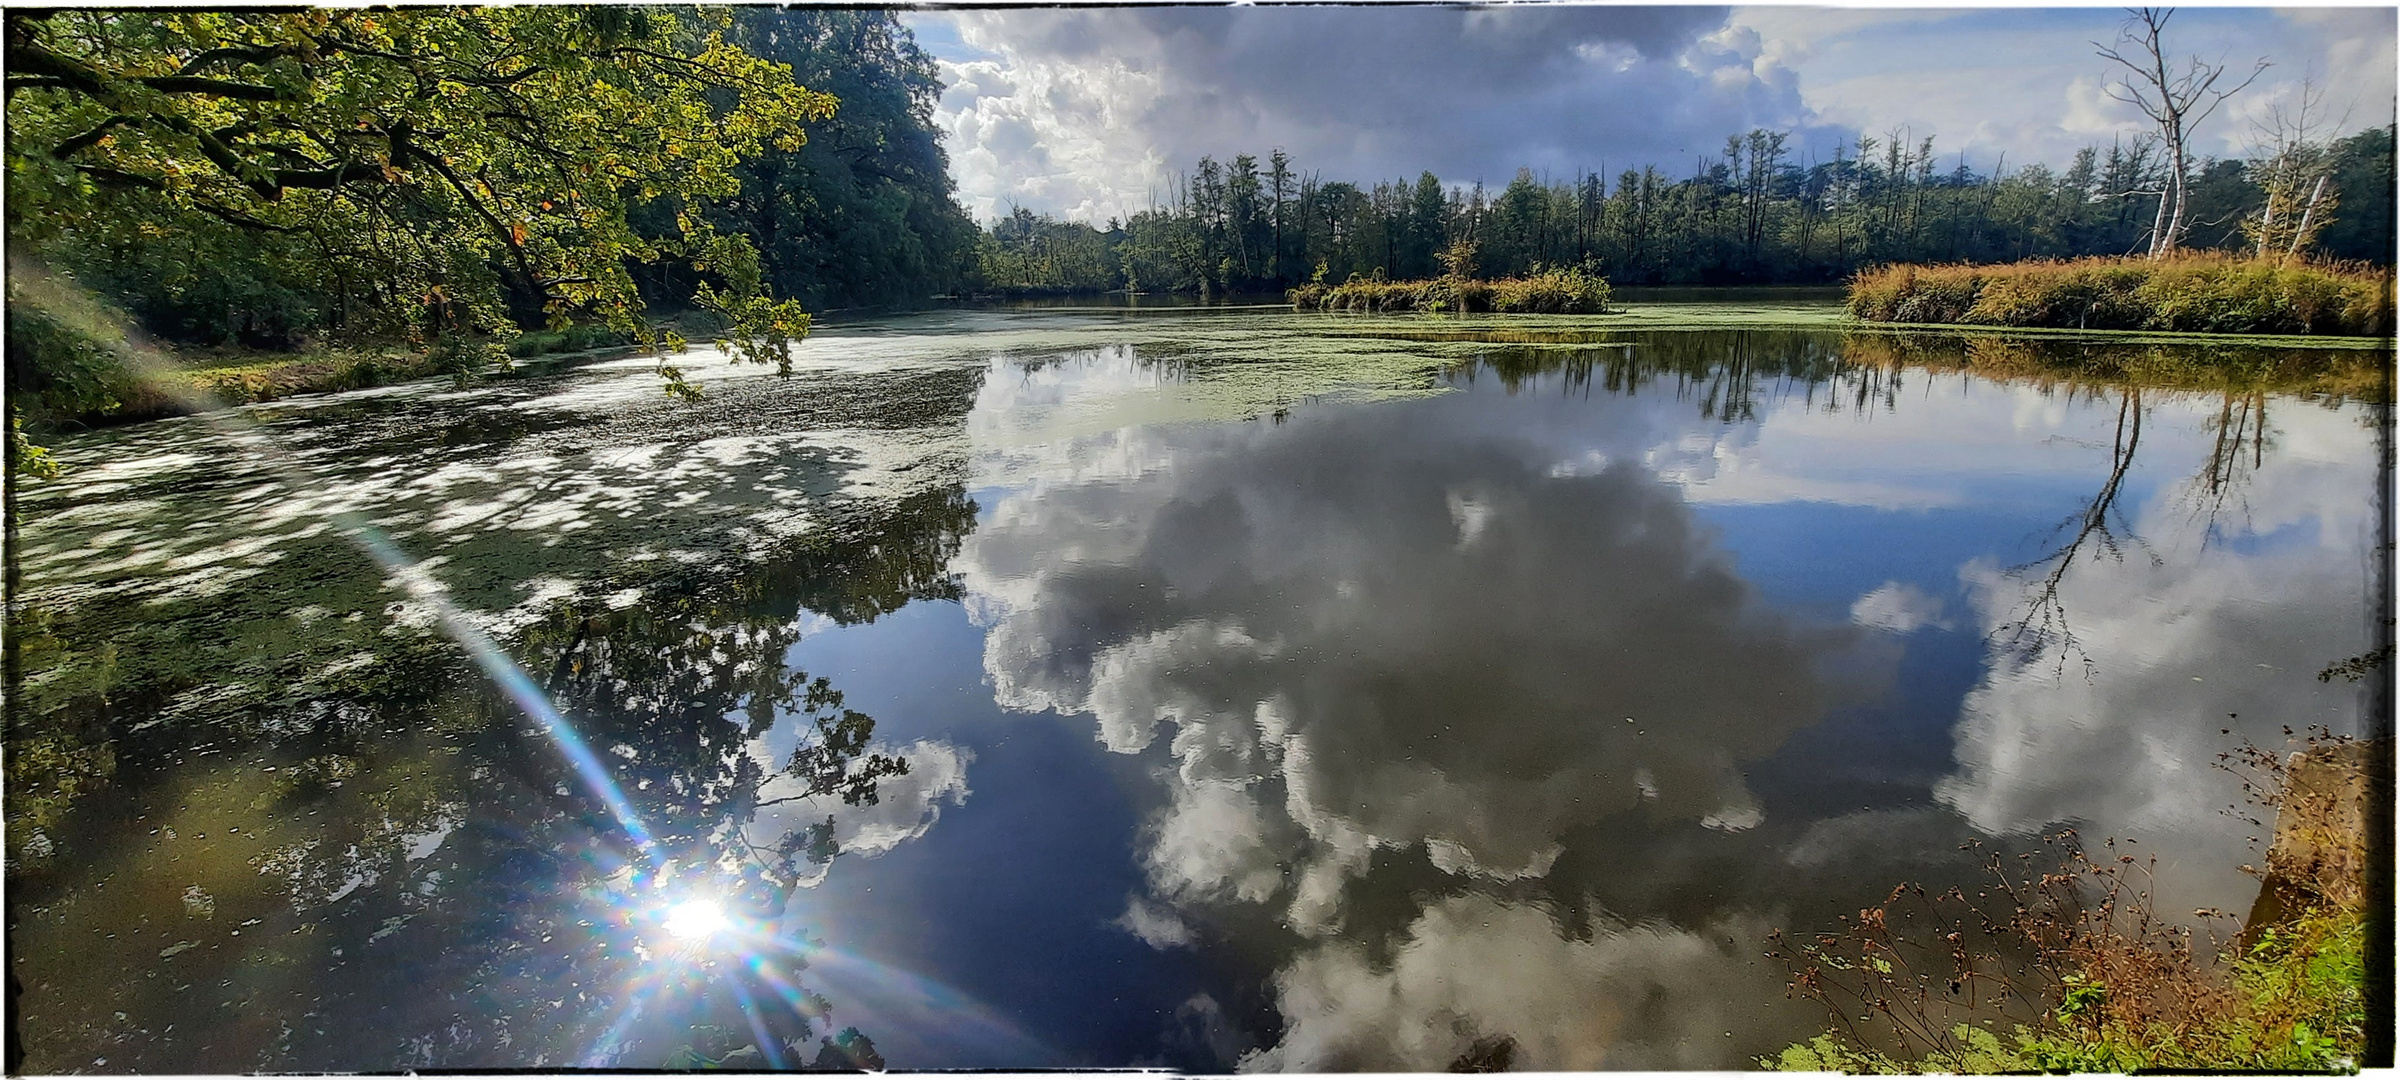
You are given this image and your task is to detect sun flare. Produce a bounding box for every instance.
[663,899,731,942]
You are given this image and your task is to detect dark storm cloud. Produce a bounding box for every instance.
[934,6,1840,220]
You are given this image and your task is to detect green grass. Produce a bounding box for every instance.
[1770,903,2365,1074]
[1849,255,2394,337]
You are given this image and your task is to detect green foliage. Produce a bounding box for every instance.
[506,321,632,358]
[3,280,145,429]
[979,206,1121,294]
[4,6,841,410]
[1851,256,2394,337]
[1487,267,1612,313]
[1770,904,2367,1074]
[714,9,979,309]
[2317,127,2396,264]
[694,281,811,377]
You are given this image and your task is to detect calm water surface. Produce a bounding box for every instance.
[6,308,2387,1071]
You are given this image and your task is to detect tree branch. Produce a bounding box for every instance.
[416,149,554,300]
[136,74,299,101]
[71,162,164,190]
[51,114,134,158]
[189,200,303,233]
[172,43,300,77]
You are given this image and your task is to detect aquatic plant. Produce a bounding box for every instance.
[1848,255,2394,337]
[1766,730,2372,1073]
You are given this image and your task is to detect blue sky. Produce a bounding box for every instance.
[897,5,2398,223]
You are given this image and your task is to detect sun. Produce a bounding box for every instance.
[662,898,731,942]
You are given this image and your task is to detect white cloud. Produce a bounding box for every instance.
[914,6,2392,222]
[1935,397,2380,916]
[1246,895,1809,1070]
[945,346,2383,1067]
[1728,6,2397,172]
[1851,581,1954,634]
[918,7,1826,222]
[956,364,1870,933]
[747,739,973,886]
[1114,895,1200,951]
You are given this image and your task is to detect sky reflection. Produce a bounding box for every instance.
[8,314,2384,1072]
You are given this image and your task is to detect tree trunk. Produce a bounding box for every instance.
[2286,173,2328,260]
[2159,129,2191,256]
[2147,180,2172,258]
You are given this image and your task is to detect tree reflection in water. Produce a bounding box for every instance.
[5,485,979,1072]
[1996,386,2153,677]
[1830,332,2386,680]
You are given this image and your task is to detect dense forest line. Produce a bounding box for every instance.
[976,126,2396,296]
[6,4,2391,391]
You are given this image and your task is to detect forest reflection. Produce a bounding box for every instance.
[8,486,979,1072]
[8,317,2384,1072]
[951,329,2384,1067]
[1443,330,2383,676]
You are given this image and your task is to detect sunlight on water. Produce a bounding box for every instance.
[7,300,2385,1071]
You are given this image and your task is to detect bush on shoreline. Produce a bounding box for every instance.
[1849,256,2394,337]
[6,274,699,466]
[1289,267,1610,315]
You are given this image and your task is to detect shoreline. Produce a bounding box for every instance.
[29,308,2389,440]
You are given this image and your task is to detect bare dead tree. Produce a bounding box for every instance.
[2243,72,2350,261]
[2094,8,2269,258]
[1995,387,2159,677]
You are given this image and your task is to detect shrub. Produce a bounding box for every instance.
[1488,267,1611,313]
[4,283,146,430]
[1291,267,1610,315]
[507,321,636,358]
[1767,732,2373,1073]
[1850,255,2394,337]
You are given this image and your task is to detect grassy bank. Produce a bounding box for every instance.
[1768,734,2374,1073]
[15,335,639,430]
[1849,255,2394,337]
[1289,267,1610,315]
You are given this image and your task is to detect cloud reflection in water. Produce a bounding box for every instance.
[957,347,1879,1065]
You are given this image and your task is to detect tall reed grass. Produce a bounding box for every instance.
[1848,255,2393,337]
[1289,267,1610,315]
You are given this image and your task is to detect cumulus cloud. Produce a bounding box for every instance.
[1114,895,1199,951]
[917,7,1827,221]
[1727,7,2397,174]
[952,351,2380,1067]
[1246,895,1811,1071]
[1851,581,1954,634]
[911,6,2396,222]
[956,354,1868,936]
[1936,397,2380,916]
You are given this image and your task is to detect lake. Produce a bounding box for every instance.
[5,303,2387,1071]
